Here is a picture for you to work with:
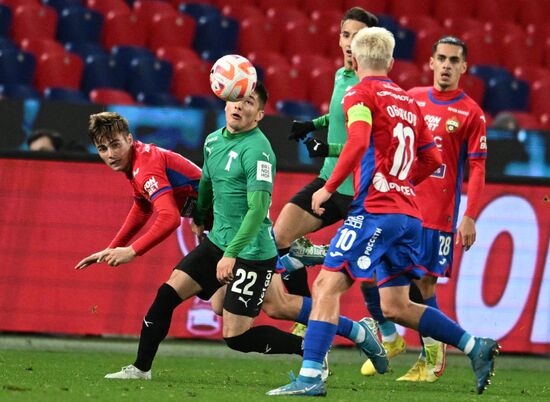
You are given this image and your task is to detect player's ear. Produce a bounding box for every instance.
[352,55,358,72]
[255,109,265,123]
[461,60,467,74]
[429,57,435,71]
[127,133,133,144]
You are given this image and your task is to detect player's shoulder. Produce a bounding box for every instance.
[407,86,431,98]
[459,91,484,115]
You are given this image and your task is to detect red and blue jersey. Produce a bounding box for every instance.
[408,87,487,233]
[326,77,436,220]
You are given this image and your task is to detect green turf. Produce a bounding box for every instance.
[0,336,549,401]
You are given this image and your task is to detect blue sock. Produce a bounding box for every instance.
[361,285,385,323]
[424,295,439,310]
[297,297,312,324]
[300,320,337,382]
[418,306,465,347]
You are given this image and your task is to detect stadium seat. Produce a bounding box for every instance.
[43,87,88,102]
[517,0,547,26]
[276,99,319,120]
[509,111,544,130]
[257,0,301,12]
[475,0,518,23]
[20,38,65,61]
[483,20,525,41]
[11,3,58,43]
[89,87,136,104]
[179,2,221,21]
[308,65,334,114]
[310,9,342,28]
[171,60,211,100]
[393,26,416,61]
[136,91,180,106]
[127,57,172,97]
[0,37,16,50]
[183,94,225,110]
[111,45,154,70]
[301,0,343,14]
[246,50,289,73]
[264,65,307,103]
[460,74,486,106]
[35,51,84,92]
[529,79,550,117]
[398,15,442,33]
[413,26,445,67]
[290,53,334,79]
[469,65,513,86]
[389,60,421,90]
[0,5,12,37]
[147,13,196,51]
[238,16,282,55]
[65,41,106,59]
[81,53,125,93]
[220,4,262,22]
[513,65,549,85]
[42,0,82,13]
[282,21,326,59]
[0,49,35,85]
[0,82,40,99]
[0,0,40,9]
[265,6,309,33]
[483,78,530,116]
[192,15,239,62]
[155,46,201,69]
[133,0,177,39]
[441,17,483,39]
[101,10,146,49]
[376,14,399,33]
[56,6,103,44]
[86,0,130,18]
[432,0,474,20]
[387,0,432,19]
[462,29,501,66]
[501,33,544,72]
[211,0,256,7]
[343,0,386,15]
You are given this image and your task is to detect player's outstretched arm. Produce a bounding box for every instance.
[74,248,112,270]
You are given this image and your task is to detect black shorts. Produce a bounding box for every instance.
[288,177,353,228]
[175,238,276,318]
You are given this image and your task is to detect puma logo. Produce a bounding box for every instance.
[262,152,270,160]
[313,140,321,151]
[265,344,272,353]
[143,318,153,327]
[238,296,251,308]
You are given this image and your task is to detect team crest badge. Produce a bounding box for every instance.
[446,117,460,133]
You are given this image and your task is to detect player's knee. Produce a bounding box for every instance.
[261,296,282,319]
[224,333,253,353]
[380,302,401,323]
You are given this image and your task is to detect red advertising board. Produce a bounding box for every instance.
[0,159,549,354]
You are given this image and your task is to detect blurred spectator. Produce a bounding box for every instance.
[27,129,64,151]
[492,111,520,132]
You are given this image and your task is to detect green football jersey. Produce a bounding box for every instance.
[202,126,277,260]
[316,67,358,196]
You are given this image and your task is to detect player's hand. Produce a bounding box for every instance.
[191,221,205,242]
[97,246,137,267]
[456,215,476,251]
[75,248,111,270]
[311,187,332,216]
[216,256,236,284]
[288,120,315,141]
[305,137,329,158]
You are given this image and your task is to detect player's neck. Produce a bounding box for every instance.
[358,68,388,80]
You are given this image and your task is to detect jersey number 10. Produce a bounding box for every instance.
[389,122,415,180]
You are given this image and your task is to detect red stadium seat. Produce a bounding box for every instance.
[509,111,544,130]
[311,9,342,27]
[433,0,474,20]
[263,64,307,103]
[475,0,518,23]
[212,0,256,7]
[0,0,39,9]
[172,60,211,100]
[517,0,547,26]
[398,15,441,34]
[387,0,432,19]
[343,0,387,15]
[389,60,421,90]
[282,20,326,59]
[90,88,136,104]
[11,3,57,43]
[460,74,486,106]
[265,6,308,33]
[291,53,334,75]
[442,17,483,39]
[413,26,445,67]
[221,4,263,22]
[147,13,196,51]
[133,0,177,37]
[308,65,334,114]
[513,65,549,85]
[86,0,130,18]
[324,22,344,59]
[238,16,283,55]
[484,20,525,41]
[101,10,146,49]
[529,78,550,116]
[156,46,201,70]
[35,51,83,92]
[301,0,344,14]
[501,33,544,71]
[462,29,502,66]
[257,0,301,12]
[20,38,65,61]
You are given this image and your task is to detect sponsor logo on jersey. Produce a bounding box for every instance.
[256,160,272,182]
[446,116,460,133]
[377,90,414,103]
[480,135,487,150]
[447,106,469,116]
[256,270,273,306]
[430,163,446,179]
[359,227,382,266]
[144,176,159,196]
[205,136,219,145]
[133,167,139,177]
[424,114,442,131]
[344,214,364,229]
[416,101,426,107]
[262,152,270,161]
[373,172,390,193]
[144,144,151,152]
[357,255,371,270]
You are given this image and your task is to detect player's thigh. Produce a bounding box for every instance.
[165,270,202,300]
[210,286,226,316]
[378,284,410,314]
[273,203,322,247]
[312,269,353,299]
[262,274,302,320]
[222,309,255,337]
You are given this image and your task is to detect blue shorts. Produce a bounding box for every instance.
[322,212,426,286]
[418,228,454,277]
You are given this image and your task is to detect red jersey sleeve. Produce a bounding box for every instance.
[108,197,153,248]
[466,108,488,159]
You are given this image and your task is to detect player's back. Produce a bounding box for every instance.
[346,77,431,220]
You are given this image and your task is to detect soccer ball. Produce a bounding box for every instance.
[209,54,257,102]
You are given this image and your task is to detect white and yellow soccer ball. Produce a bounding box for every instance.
[209,54,257,102]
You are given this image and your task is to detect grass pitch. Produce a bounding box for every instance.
[1,335,549,401]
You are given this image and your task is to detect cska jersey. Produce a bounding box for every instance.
[129,140,201,211]
[201,127,277,260]
[332,77,435,219]
[317,67,359,196]
[408,87,487,233]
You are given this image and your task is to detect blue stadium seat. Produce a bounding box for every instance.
[44,87,89,102]
[469,65,514,86]
[483,78,530,116]
[376,14,399,33]
[81,53,126,93]
[111,45,155,70]
[57,6,104,44]
[0,49,36,86]
[183,95,225,110]
[136,91,181,106]
[393,27,416,60]
[0,37,16,51]
[127,57,173,96]
[0,5,12,37]
[179,2,221,21]
[276,100,320,120]
[65,41,107,59]
[192,15,239,62]
[43,0,83,13]
[0,83,40,100]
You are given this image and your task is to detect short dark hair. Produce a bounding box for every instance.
[27,129,64,151]
[88,112,130,145]
[342,7,379,28]
[253,81,268,109]
[432,36,468,60]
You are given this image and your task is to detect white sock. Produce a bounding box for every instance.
[382,333,397,343]
[463,337,476,355]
